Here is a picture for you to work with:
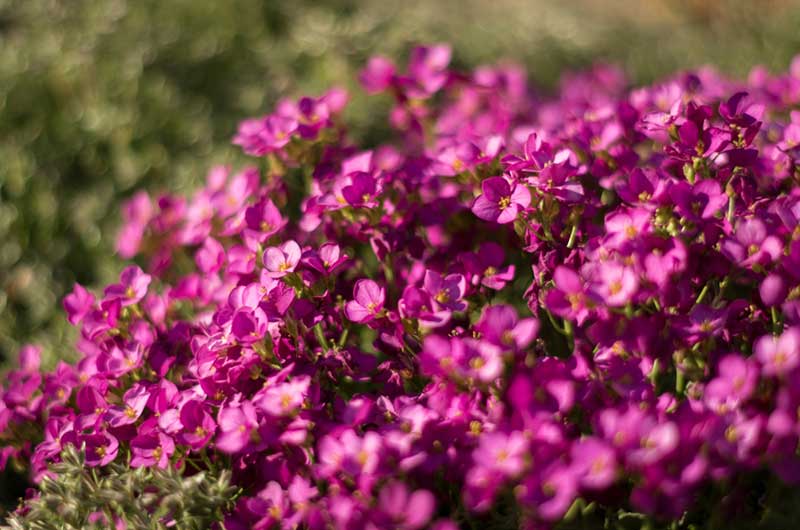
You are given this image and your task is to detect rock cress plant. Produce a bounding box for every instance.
[4,45,800,529]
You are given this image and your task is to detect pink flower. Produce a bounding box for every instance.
[593,262,639,307]
[360,55,396,94]
[345,279,385,323]
[178,400,216,451]
[82,431,119,467]
[103,266,152,307]
[755,328,800,376]
[570,437,618,490]
[244,198,286,241]
[377,481,436,530]
[423,270,467,312]
[263,240,302,278]
[476,305,539,350]
[63,283,95,325]
[256,376,310,417]
[546,266,593,324]
[195,237,226,274]
[130,429,175,469]
[105,384,150,427]
[473,430,529,477]
[216,401,260,454]
[472,176,531,224]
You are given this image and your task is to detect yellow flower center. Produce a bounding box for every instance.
[725,425,738,443]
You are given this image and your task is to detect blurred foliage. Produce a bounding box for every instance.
[2,0,800,370]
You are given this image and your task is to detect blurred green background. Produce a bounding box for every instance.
[1,0,800,370]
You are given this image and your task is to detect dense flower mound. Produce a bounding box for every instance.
[5,45,800,529]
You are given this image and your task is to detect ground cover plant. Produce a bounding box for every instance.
[4,44,800,529]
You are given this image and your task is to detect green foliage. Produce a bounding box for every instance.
[1,445,236,530]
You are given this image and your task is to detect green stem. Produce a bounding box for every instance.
[566,223,578,249]
[772,306,783,335]
[727,193,735,223]
[544,309,568,335]
[676,368,686,396]
[337,325,350,349]
[649,358,660,387]
[313,323,329,353]
[695,282,710,306]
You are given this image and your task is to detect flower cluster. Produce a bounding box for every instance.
[4,45,800,529]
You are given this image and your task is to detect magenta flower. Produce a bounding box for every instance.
[755,328,800,376]
[216,400,260,454]
[472,176,531,224]
[628,421,679,466]
[398,286,450,328]
[721,218,783,268]
[233,115,297,156]
[405,44,451,98]
[359,55,396,94]
[17,344,41,373]
[256,376,310,417]
[105,383,149,427]
[82,431,119,467]
[593,262,639,307]
[195,237,226,274]
[604,209,651,249]
[318,429,382,478]
[303,242,348,276]
[546,266,593,324]
[15,44,800,530]
[705,354,759,413]
[461,242,516,290]
[230,306,270,344]
[377,481,436,530]
[263,240,301,278]
[244,198,286,240]
[473,430,529,477]
[178,400,216,451]
[103,265,152,307]
[130,429,175,469]
[760,273,787,307]
[423,270,467,312]
[345,279,385,323]
[341,172,380,208]
[519,464,578,521]
[63,283,95,325]
[476,305,539,350]
[670,180,728,222]
[571,437,618,490]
